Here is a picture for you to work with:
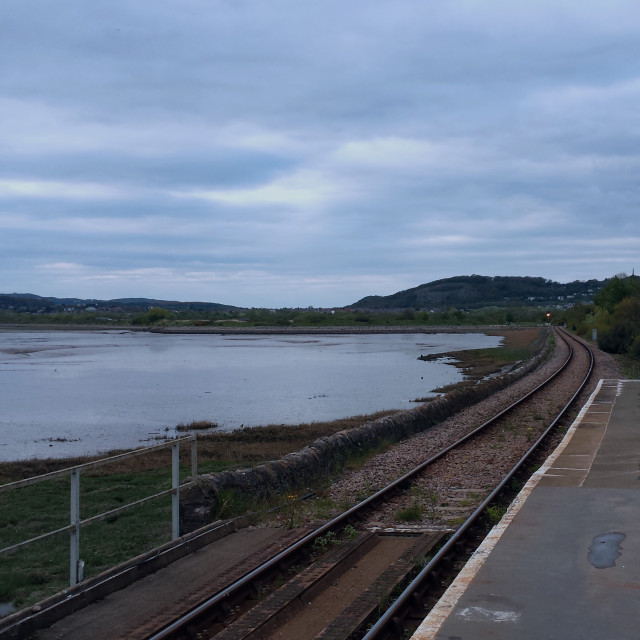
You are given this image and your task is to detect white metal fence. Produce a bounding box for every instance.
[0,436,198,586]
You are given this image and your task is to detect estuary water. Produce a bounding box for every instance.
[0,330,502,461]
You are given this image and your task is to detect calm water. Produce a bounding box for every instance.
[0,330,502,461]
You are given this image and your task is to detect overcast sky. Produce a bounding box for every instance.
[1,1,639,308]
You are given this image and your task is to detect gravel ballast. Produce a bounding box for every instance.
[328,333,620,518]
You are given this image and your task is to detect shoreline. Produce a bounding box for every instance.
[0,322,537,335]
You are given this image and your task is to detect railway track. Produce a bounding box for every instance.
[142,328,594,640]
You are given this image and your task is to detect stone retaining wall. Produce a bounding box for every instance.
[180,331,551,533]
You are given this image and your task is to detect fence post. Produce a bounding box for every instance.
[172,442,180,539]
[191,437,198,484]
[70,469,80,586]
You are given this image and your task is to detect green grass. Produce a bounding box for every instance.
[343,439,393,472]
[212,488,267,521]
[396,503,423,522]
[312,530,338,553]
[617,354,640,379]
[461,345,533,372]
[432,342,537,392]
[0,306,552,328]
[396,488,439,522]
[486,504,507,525]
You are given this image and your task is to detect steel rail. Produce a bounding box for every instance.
[362,329,594,640]
[145,328,581,640]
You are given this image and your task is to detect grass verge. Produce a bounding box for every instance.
[428,328,541,392]
[0,465,179,609]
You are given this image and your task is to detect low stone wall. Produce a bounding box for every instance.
[181,331,551,533]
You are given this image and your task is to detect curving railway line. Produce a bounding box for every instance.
[140,327,594,640]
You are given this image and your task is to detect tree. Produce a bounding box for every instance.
[133,307,171,325]
[615,296,640,329]
[598,321,636,354]
[594,274,640,313]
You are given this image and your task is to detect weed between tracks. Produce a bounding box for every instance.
[396,488,440,522]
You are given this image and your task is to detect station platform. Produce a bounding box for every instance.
[412,378,640,640]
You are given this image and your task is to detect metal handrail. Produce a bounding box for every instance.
[0,435,198,586]
[0,437,196,492]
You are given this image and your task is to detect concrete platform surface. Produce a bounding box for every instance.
[412,379,640,640]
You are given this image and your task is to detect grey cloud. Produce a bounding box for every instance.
[1,1,640,306]
[5,151,295,189]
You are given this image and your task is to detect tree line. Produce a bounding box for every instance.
[593,273,640,359]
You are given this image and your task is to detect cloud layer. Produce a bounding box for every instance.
[2,1,639,307]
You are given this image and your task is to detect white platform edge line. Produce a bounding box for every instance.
[409,378,608,640]
[577,380,618,487]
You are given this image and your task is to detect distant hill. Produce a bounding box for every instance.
[350,275,606,310]
[0,275,609,314]
[0,293,239,313]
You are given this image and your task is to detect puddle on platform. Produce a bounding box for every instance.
[588,532,626,569]
[0,602,16,618]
